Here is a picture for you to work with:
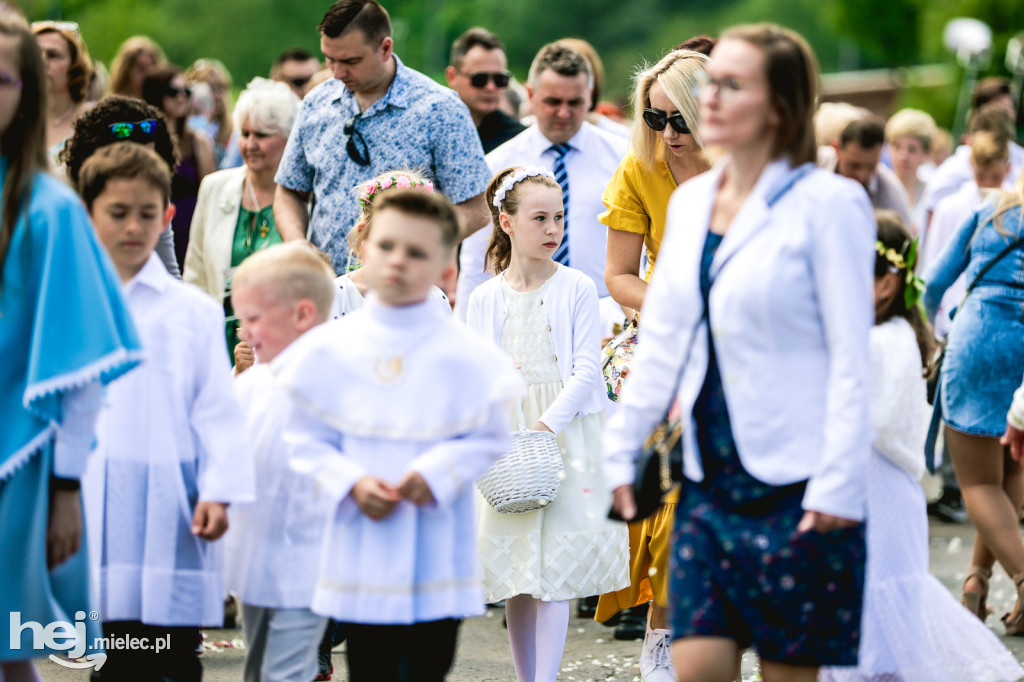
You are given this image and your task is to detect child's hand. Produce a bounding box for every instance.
[795,510,859,535]
[47,489,82,569]
[352,476,400,520]
[234,341,255,373]
[1002,422,1024,461]
[532,421,553,433]
[192,501,229,540]
[397,471,435,507]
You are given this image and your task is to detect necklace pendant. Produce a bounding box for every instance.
[259,222,270,239]
[374,355,403,384]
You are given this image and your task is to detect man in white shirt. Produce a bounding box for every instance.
[455,42,628,321]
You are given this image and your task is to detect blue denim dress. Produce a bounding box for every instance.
[924,201,1024,437]
[669,232,866,666]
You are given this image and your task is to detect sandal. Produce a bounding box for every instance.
[1001,571,1024,636]
[962,565,992,621]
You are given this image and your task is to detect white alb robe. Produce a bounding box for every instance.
[277,297,523,625]
[84,254,254,627]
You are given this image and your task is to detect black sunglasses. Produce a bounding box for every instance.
[344,116,370,166]
[167,84,192,99]
[466,71,510,88]
[642,108,691,135]
[286,75,312,88]
[108,119,158,142]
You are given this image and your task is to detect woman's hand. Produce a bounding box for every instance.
[610,484,637,522]
[233,341,255,373]
[47,489,82,569]
[796,510,859,534]
[1002,422,1024,461]
[532,421,553,433]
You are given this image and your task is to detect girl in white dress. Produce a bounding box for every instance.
[467,167,630,682]
[819,211,1023,682]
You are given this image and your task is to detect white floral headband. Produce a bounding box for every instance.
[492,167,557,208]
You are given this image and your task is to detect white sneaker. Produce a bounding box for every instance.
[640,628,676,682]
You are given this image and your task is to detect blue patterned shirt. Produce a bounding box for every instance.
[275,55,490,273]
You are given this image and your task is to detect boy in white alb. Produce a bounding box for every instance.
[277,190,522,682]
[77,143,255,682]
[223,242,337,682]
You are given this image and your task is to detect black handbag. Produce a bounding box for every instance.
[926,232,1024,405]
[607,417,683,522]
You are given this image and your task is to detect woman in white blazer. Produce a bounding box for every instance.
[183,78,299,360]
[604,25,875,682]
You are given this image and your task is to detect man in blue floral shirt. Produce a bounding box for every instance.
[274,0,491,273]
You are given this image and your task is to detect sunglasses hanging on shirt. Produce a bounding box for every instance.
[642,108,692,135]
[344,115,370,166]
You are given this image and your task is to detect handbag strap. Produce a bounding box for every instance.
[963,232,1024,298]
[515,401,528,431]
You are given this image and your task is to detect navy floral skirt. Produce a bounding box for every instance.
[670,484,866,666]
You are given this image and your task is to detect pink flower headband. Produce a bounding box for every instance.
[359,174,435,211]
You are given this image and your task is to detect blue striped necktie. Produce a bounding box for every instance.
[549,143,571,265]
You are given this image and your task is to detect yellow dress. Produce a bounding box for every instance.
[595,149,678,619]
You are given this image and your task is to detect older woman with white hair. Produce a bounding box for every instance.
[183,77,300,360]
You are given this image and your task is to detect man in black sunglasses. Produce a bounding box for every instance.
[271,47,323,99]
[445,27,524,154]
[274,0,491,275]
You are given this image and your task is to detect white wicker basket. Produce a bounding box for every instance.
[477,404,564,514]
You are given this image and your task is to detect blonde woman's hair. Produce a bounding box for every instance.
[484,167,562,274]
[885,108,936,153]
[814,101,864,147]
[986,168,1024,238]
[348,169,433,256]
[630,49,708,171]
[109,36,165,97]
[232,241,336,323]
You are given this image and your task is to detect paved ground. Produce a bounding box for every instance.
[36,514,1024,681]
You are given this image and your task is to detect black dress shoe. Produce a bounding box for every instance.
[614,603,648,640]
[927,489,968,523]
[576,595,599,618]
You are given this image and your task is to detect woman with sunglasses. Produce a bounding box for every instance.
[607,25,874,682]
[183,78,300,361]
[61,95,182,277]
[1,15,141,679]
[595,47,710,682]
[143,65,216,269]
[30,21,93,168]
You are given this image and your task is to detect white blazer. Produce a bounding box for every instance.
[183,166,246,302]
[603,158,875,521]
[466,264,605,434]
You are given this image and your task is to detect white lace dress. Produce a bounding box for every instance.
[477,275,629,602]
[820,318,1023,682]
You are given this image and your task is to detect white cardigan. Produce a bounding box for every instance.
[183,166,246,302]
[466,264,605,434]
[603,159,875,521]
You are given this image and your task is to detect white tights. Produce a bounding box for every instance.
[0,661,43,682]
[504,595,570,682]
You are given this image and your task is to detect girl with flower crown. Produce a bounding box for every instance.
[466,166,629,682]
[232,170,448,375]
[820,211,1022,682]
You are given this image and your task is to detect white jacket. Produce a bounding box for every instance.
[466,264,605,434]
[603,159,875,521]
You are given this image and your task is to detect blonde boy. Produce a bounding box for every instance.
[78,142,254,681]
[223,242,337,682]
[278,190,522,681]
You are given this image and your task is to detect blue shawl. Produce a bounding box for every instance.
[0,163,142,482]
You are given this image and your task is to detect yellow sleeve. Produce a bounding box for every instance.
[599,152,650,236]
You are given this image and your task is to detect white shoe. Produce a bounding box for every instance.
[640,628,676,682]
